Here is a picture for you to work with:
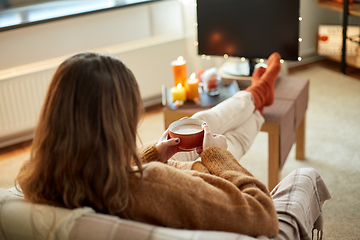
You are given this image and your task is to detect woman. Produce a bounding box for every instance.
[16,52,330,239]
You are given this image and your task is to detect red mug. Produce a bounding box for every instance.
[168,118,205,150]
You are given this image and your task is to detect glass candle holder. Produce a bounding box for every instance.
[206,75,220,96]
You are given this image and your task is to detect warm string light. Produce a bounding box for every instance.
[200,54,212,60]
[195,21,198,47]
[298,16,303,61]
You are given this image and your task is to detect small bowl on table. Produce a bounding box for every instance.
[168,118,205,150]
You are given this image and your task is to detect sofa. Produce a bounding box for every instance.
[0,187,269,240]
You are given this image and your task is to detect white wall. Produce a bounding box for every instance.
[0,1,187,70]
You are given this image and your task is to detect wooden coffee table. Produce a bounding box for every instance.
[162,76,309,190]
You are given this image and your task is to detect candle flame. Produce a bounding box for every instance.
[177,56,184,62]
[177,83,182,89]
[190,73,196,80]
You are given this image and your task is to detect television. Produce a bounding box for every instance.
[196,0,300,76]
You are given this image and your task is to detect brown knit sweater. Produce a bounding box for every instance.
[124,144,279,238]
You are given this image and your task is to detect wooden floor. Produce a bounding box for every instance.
[1,58,359,159]
[0,140,33,161]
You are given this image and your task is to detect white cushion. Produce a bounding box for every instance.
[69,213,267,240]
[0,188,93,240]
[0,188,265,240]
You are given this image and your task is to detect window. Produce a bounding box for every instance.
[0,0,159,31]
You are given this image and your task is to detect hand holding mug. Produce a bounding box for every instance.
[156,129,181,163]
[196,123,227,155]
[157,117,204,163]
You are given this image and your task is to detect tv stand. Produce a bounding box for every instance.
[222,58,257,76]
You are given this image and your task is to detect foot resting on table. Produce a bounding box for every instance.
[245,52,282,113]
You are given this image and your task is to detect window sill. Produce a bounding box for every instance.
[0,0,163,32]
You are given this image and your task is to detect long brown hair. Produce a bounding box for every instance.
[16,53,144,215]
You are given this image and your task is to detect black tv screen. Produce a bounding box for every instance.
[197,0,300,61]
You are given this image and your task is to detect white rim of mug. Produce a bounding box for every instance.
[168,118,205,135]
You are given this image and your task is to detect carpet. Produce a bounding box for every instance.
[287,66,360,239]
[240,66,360,239]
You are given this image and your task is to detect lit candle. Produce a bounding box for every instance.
[171,56,187,87]
[171,83,187,102]
[185,73,199,100]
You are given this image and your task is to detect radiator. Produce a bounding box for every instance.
[0,34,185,148]
[0,59,60,148]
